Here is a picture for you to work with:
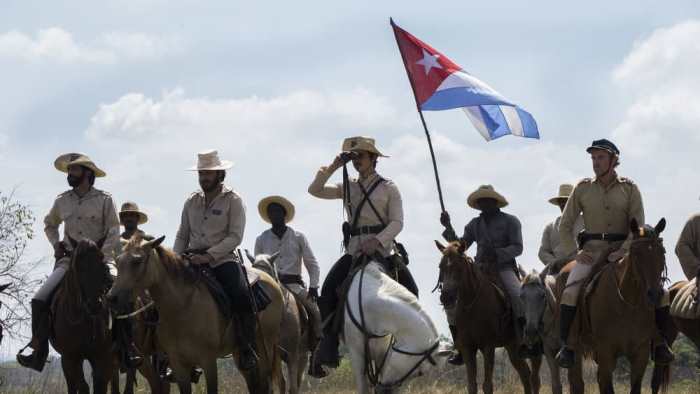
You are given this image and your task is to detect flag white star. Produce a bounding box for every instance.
[416,49,443,75]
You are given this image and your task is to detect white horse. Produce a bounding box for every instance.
[343,258,452,394]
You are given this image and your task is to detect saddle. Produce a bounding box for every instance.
[670,278,699,319]
[187,265,269,320]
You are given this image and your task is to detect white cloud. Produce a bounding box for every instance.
[0,28,182,64]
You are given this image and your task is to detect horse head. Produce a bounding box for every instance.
[519,271,548,346]
[628,217,667,306]
[247,251,280,282]
[107,235,165,313]
[435,240,475,309]
[375,341,453,394]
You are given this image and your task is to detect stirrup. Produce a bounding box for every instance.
[556,346,575,369]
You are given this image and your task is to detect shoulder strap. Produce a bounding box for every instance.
[351,177,385,230]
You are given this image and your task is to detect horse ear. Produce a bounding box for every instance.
[630,218,639,235]
[434,241,446,253]
[457,240,467,254]
[268,252,280,264]
[655,218,666,235]
[245,249,255,264]
[144,235,165,250]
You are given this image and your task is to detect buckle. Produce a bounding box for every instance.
[601,233,608,241]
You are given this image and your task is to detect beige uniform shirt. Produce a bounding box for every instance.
[254,227,320,288]
[559,174,644,257]
[44,188,120,262]
[308,167,403,256]
[173,186,245,267]
[675,214,700,280]
[538,215,584,265]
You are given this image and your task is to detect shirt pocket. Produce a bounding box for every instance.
[207,204,229,233]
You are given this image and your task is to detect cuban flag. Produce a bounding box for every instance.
[391,20,540,141]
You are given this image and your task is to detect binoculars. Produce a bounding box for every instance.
[340,151,360,163]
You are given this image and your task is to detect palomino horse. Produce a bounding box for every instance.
[562,218,669,394]
[249,252,311,394]
[344,255,452,394]
[651,278,700,394]
[436,241,539,394]
[50,238,117,394]
[520,271,584,394]
[107,236,284,394]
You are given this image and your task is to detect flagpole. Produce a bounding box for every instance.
[390,18,446,212]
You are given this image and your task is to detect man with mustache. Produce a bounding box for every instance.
[173,150,257,371]
[17,153,121,371]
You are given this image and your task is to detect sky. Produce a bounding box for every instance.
[1,1,699,355]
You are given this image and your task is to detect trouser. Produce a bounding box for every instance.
[499,269,524,320]
[34,257,70,302]
[211,262,254,313]
[285,283,323,347]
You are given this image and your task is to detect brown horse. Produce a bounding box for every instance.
[564,218,669,394]
[107,235,284,394]
[436,241,539,394]
[651,279,700,394]
[50,238,117,394]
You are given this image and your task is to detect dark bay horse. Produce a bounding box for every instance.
[50,238,117,394]
[436,241,539,394]
[651,278,700,393]
[108,235,284,394]
[563,218,669,394]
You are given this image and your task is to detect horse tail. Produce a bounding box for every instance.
[651,362,671,393]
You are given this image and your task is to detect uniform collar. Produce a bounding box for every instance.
[194,184,233,198]
[592,172,620,186]
[70,187,98,199]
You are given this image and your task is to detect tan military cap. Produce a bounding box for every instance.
[548,184,574,205]
[187,150,233,171]
[342,136,389,158]
[467,185,509,210]
[119,201,148,225]
[258,195,295,224]
[54,153,106,177]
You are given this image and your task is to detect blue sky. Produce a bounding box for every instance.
[1,1,699,354]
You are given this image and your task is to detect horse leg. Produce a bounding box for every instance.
[286,347,299,394]
[529,354,542,394]
[347,343,371,394]
[506,344,533,394]
[61,356,88,394]
[568,353,585,394]
[200,358,218,394]
[297,347,308,394]
[629,347,650,394]
[137,355,169,394]
[110,367,121,394]
[463,346,478,394]
[169,358,193,394]
[123,368,136,394]
[544,347,562,394]
[88,354,113,394]
[595,352,616,394]
[481,346,495,394]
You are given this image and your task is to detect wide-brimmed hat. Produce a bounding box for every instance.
[548,184,574,205]
[119,201,148,225]
[586,139,619,156]
[342,136,389,158]
[187,150,234,171]
[467,185,509,210]
[54,153,106,177]
[258,195,295,224]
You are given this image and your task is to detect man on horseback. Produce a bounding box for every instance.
[538,184,583,271]
[173,149,258,371]
[254,195,323,372]
[676,211,700,281]
[440,185,532,364]
[307,136,418,377]
[556,139,674,368]
[119,201,154,242]
[17,153,124,371]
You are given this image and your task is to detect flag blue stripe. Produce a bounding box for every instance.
[481,105,511,140]
[420,86,513,111]
[515,106,540,139]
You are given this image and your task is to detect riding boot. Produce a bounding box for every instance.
[16,299,51,372]
[309,295,339,377]
[652,306,675,365]
[235,312,259,371]
[555,304,577,368]
[114,318,143,370]
[447,325,464,365]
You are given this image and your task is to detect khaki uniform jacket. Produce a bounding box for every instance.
[559,174,644,257]
[254,227,321,288]
[538,215,584,265]
[675,214,700,280]
[308,167,403,256]
[44,188,120,262]
[173,186,245,267]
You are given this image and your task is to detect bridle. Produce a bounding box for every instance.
[345,255,440,390]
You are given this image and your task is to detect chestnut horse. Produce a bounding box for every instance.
[436,241,539,394]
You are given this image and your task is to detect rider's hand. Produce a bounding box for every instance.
[440,211,451,228]
[329,154,345,171]
[189,254,214,266]
[360,237,381,255]
[53,241,67,259]
[307,287,319,303]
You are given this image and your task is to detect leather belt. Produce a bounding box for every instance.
[350,224,386,236]
[279,274,304,286]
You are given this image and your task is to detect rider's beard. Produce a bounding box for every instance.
[67,174,83,188]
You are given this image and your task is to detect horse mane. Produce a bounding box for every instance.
[123,234,192,279]
[522,271,542,286]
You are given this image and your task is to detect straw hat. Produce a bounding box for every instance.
[467,185,509,210]
[258,195,295,224]
[548,184,574,205]
[119,201,148,225]
[342,136,389,157]
[187,150,234,171]
[54,153,106,177]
